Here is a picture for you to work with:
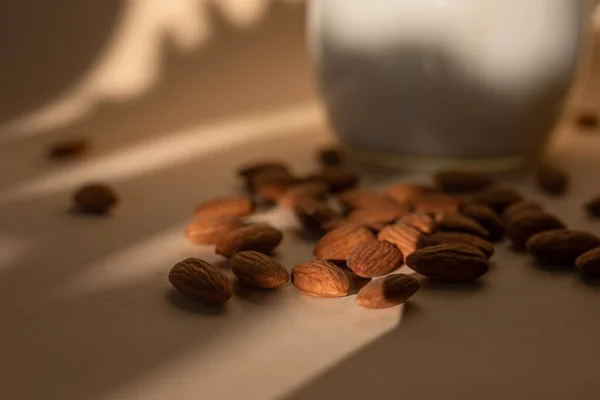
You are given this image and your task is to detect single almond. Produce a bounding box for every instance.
[306,167,359,193]
[506,211,565,249]
[195,195,254,218]
[294,197,340,233]
[49,138,89,159]
[418,232,494,259]
[433,170,492,193]
[278,182,328,208]
[169,258,232,304]
[215,224,283,258]
[398,213,437,234]
[470,187,523,213]
[385,183,436,205]
[357,274,420,309]
[526,229,600,266]
[292,260,349,297]
[318,146,346,166]
[338,189,398,212]
[377,223,422,257]
[347,241,403,278]
[73,183,119,214]
[536,163,568,196]
[313,223,376,262]
[230,251,290,289]
[460,203,504,241]
[585,195,600,218]
[412,193,462,214]
[575,248,600,277]
[185,216,242,245]
[435,212,490,239]
[503,201,544,222]
[576,112,598,130]
[347,207,408,232]
[406,244,489,283]
[249,170,299,202]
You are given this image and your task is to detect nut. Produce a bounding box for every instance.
[377,223,422,257]
[318,146,346,166]
[313,223,376,262]
[585,195,600,218]
[185,216,242,245]
[230,251,290,289]
[338,189,398,212]
[435,212,490,239]
[49,138,89,159]
[397,213,436,234]
[194,195,254,218]
[385,183,436,205]
[306,167,359,193]
[506,211,565,249]
[406,244,489,283]
[169,258,232,305]
[292,260,349,297]
[433,170,492,193]
[503,201,544,222]
[347,207,408,232]
[418,232,494,259]
[293,197,340,233]
[73,183,119,214]
[347,241,404,278]
[470,187,523,213]
[237,161,290,180]
[536,163,568,196]
[575,248,600,277]
[460,203,504,241]
[412,193,462,214]
[526,229,600,265]
[215,224,283,257]
[278,182,329,208]
[357,274,420,309]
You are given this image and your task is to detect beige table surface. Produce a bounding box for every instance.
[2,2,600,400]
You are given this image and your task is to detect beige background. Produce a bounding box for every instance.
[1,1,600,399]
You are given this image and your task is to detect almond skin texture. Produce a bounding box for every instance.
[292,260,349,297]
[185,216,242,245]
[585,195,600,218]
[215,224,283,258]
[575,248,600,277]
[398,213,436,234]
[406,244,489,283]
[230,251,290,289]
[412,193,462,214]
[294,197,340,233]
[73,183,119,214]
[347,208,408,232]
[434,170,492,194]
[357,274,420,309]
[460,203,504,241]
[506,211,566,249]
[526,229,600,266]
[314,224,376,262]
[347,241,404,278]
[194,195,254,218]
[169,258,232,305]
[503,201,544,222]
[470,187,523,213]
[435,212,490,239]
[377,223,422,258]
[418,232,494,259]
[536,164,568,196]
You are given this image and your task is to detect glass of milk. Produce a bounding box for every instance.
[308,0,584,170]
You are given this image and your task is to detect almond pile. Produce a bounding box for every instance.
[168,148,600,310]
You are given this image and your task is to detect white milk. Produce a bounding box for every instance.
[309,0,583,168]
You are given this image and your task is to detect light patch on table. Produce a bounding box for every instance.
[0,236,33,272]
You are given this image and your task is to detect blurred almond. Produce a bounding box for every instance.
[195,195,254,218]
[314,223,376,262]
[536,163,568,196]
[412,193,462,214]
[526,229,600,265]
[470,187,523,213]
[318,146,346,166]
[278,182,328,208]
[506,211,565,249]
[185,216,242,245]
[385,183,435,205]
[215,224,283,258]
[576,248,600,277]
[294,197,340,233]
[503,201,544,222]
[435,212,490,239]
[460,203,504,241]
[357,274,420,309]
[306,167,359,193]
[585,195,600,218]
[338,189,398,212]
[433,170,492,193]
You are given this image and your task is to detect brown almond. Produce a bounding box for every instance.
[470,187,523,213]
[49,138,89,159]
[278,182,328,208]
[412,193,462,214]
[215,224,283,257]
[585,195,600,218]
[230,251,290,289]
[406,244,488,283]
[318,146,346,166]
[338,189,398,212]
[347,241,403,278]
[306,167,359,193]
[357,274,420,309]
[73,183,119,214]
[418,232,494,259]
[460,203,504,241]
[169,258,232,305]
[576,112,598,130]
[385,183,436,205]
[185,216,242,245]
[575,248,600,277]
[292,260,349,297]
[398,213,436,234]
[293,197,340,233]
[526,229,600,266]
[314,223,376,262]
[433,170,492,193]
[503,201,544,222]
[435,212,490,239]
[237,161,290,180]
[249,170,299,202]
[347,207,408,232]
[506,211,565,249]
[536,163,568,196]
[195,195,254,218]
[377,223,422,257]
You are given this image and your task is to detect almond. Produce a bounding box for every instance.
[293,197,340,233]
[503,201,544,222]
[338,189,398,212]
[356,274,420,309]
[576,112,598,129]
[292,260,349,297]
[406,244,488,283]
[73,183,119,214]
[215,224,283,257]
[169,258,232,304]
[470,187,523,213]
[49,138,89,159]
[347,241,403,278]
[377,223,422,257]
[313,223,376,262]
[412,193,462,214]
[385,183,435,205]
[185,216,242,245]
[249,170,299,202]
[318,146,346,166]
[278,182,328,208]
[433,170,492,193]
[195,195,254,218]
[398,213,436,234]
[230,251,290,289]
[418,232,494,259]
[575,248,600,277]
[536,163,568,196]
[526,229,600,265]
[585,195,600,218]
[435,212,490,239]
[237,161,290,180]
[347,207,407,232]
[460,203,504,241]
[307,167,359,193]
[506,211,565,249]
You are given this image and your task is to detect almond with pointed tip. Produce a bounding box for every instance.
[215,224,283,258]
[292,260,349,297]
[506,211,565,249]
[230,251,290,289]
[406,244,489,283]
[526,229,600,265]
[377,223,422,258]
[357,274,420,309]
[169,258,232,305]
[313,223,376,262]
[185,216,242,245]
[195,195,254,218]
[418,232,494,259]
[347,241,403,278]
